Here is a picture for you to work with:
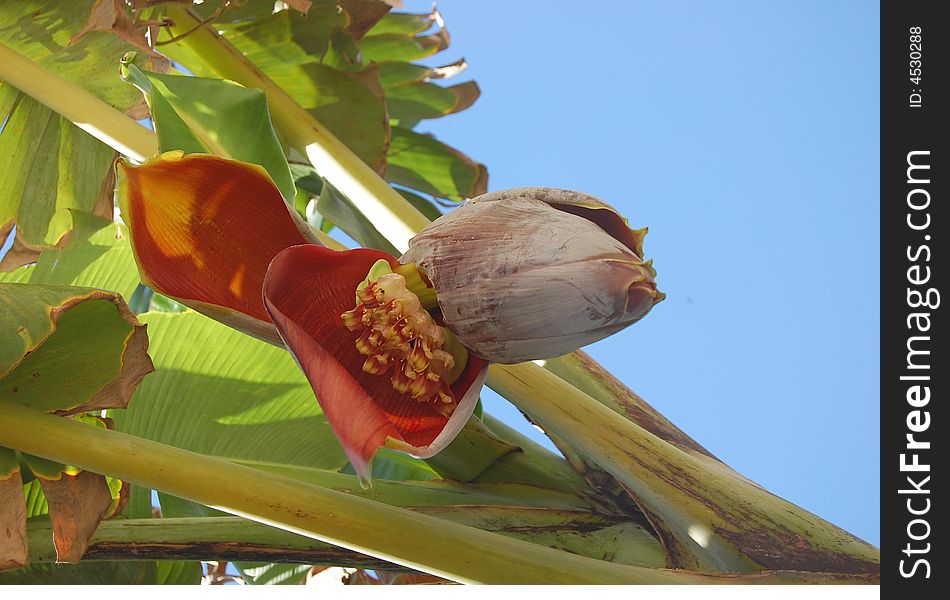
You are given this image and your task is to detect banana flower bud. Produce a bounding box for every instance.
[116,153,661,483]
[402,188,664,363]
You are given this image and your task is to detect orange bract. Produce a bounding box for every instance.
[116,152,312,323]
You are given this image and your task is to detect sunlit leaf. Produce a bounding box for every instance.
[121,62,296,202]
[0,285,152,415]
[0,0,154,110]
[0,213,140,301]
[361,9,448,63]
[366,10,439,36]
[0,0,164,270]
[210,10,389,172]
[110,311,350,473]
[22,479,46,518]
[359,31,445,63]
[0,285,149,568]
[215,3,359,69]
[0,88,115,271]
[152,3,387,170]
[296,63,389,173]
[386,80,479,128]
[376,61,431,87]
[385,127,487,201]
[149,293,186,313]
[376,58,469,90]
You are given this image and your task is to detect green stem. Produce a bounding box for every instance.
[21,517,875,584]
[228,458,593,512]
[486,364,880,573]
[0,43,158,162]
[543,351,715,458]
[162,5,430,252]
[24,507,665,569]
[0,403,710,584]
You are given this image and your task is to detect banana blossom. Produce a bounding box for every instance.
[116,152,662,482]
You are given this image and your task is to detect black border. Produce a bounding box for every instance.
[881,0,945,594]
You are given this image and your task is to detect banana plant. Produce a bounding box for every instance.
[0,0,878,585]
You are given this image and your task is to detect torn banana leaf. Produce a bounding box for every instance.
[0,284,151,570]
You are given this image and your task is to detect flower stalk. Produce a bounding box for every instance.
[486,363,880,573]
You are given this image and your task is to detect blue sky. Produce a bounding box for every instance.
[2,1,880,548]
[402,0,880,546]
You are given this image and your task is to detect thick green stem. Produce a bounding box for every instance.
[542,351,715,458]
[21,517,874,584]
[228,458,593,512]
[486,364,880,573]
[0,403,723,584]
[25,508,665,569]
[0,43,158,162]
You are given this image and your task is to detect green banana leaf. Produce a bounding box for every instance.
[0,284,150,414]
[0,283,168,578]
[110,310,347,471]
[0,0,161,271]
[154,4,388,173]
[121,61,296,203]
[386,127,488,201]
[0,0,151,110]
[0,214,140,311]
[0,88,114,271]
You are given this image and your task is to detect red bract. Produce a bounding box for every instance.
[263,244,486,478]
[116,152,487,483]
